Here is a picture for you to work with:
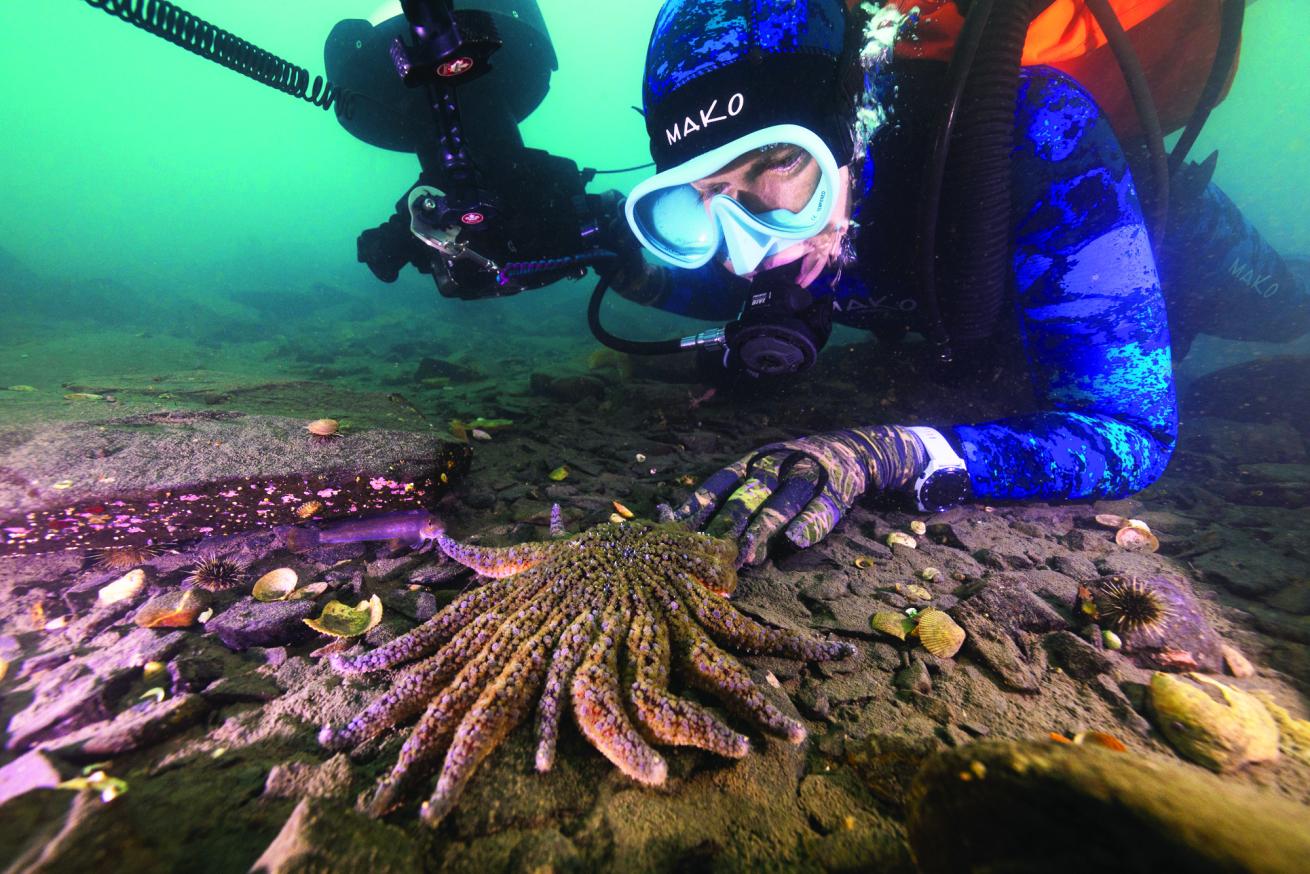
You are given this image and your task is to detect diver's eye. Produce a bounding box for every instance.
[694,181,728,201]
[764,148,807,174]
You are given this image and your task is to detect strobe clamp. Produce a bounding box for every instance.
[390,0,502,87]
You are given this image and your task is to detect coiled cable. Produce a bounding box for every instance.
[79,0,352,116]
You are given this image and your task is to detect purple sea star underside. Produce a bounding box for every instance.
[319,520,854,825]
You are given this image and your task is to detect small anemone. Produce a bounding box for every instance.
[184,555,247,592]
[1096,577,1173,639]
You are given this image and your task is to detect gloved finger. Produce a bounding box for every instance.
[782,484,851,550]
[703,453,790,541]
[670,457,751,529]
[737,458,822,567]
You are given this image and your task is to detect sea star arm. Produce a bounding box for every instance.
[626,572,749,758]
[435,532,554,578]
[361,577,569,816]
[571,581,667,786]
[535,611,596,773]
[668,570,854,661]
[328,576,517,674]
[319,607,509,750]
[420,615,564,826]
[658,581,806,743]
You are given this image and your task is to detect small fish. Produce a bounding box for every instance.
[63,392,103,401]
[6,385,37,392]
[471,429,492,441]
[312,510,438,547]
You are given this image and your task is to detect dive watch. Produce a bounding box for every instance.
[906,426,972,513]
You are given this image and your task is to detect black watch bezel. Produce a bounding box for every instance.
[918,466,972,513]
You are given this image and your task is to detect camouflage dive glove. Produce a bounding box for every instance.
[666,426,930,567]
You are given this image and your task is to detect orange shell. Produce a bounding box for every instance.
[306,418,340,437]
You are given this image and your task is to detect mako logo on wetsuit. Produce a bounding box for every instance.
[665,93,746,145]
[1228,257,1280,299]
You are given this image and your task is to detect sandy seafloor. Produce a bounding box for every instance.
[2,278,1310,873]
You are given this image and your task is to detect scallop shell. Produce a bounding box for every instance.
[870,611,916,641]
[287,581,329,601]
[294,500,323,519]
[909,520,927,536]
[304,595,383,638]
[896,583,933,602]
[918,567,941,582]
[99,569,146,605]
[916,608,966,658]
[1095,513,1129,529]
[252,568,299,602]
[853,555,876,570]
[886,531,917,550]
[1115,522,1159,553]
[305,418,340,437]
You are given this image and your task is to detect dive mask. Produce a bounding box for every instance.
[625,124,841,276]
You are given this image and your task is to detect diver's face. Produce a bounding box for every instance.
[691,146,852,286]
[691,143,822,215]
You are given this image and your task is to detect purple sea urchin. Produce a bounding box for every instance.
[1096,577,1173,638]
[91,545,160,571]
[184,555,246,591]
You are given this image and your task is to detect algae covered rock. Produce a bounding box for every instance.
[1148,672,1279,772]
[906,739,1310,874]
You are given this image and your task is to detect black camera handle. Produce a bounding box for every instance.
[393,0,505,234]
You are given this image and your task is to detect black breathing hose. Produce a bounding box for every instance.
[915,0,997,363]
[1084,0,1169,239]
[919,0,1041,362]
[78,0,351,116]
[1168,0,1246,178]
[917,0,1175,362]
[587,274,685,356]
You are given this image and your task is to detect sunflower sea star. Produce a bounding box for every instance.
[319,519,854,826]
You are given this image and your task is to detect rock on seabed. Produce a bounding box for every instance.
[907,740,1310,874]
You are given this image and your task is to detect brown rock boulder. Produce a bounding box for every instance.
[906,739,1310,874]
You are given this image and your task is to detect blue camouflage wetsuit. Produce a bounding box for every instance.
[631,65,1179,504]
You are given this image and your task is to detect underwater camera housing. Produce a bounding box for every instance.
[330,0,620,298]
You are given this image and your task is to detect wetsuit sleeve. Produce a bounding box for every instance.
[948,69,1178,501]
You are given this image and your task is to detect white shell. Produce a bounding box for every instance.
[252,568,299,602]
[99,569,146,605]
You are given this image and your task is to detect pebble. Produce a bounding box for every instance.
[1220,644,1256,678]
[894,659,933,696]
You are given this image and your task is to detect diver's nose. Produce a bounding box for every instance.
[730,185,771,215]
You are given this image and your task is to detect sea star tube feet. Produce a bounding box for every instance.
[319,519,855,825]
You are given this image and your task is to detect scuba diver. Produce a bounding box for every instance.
[603,0,1310,565]
[331,0,1308,567]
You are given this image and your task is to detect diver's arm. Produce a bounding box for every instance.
[946,68,1178,502]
